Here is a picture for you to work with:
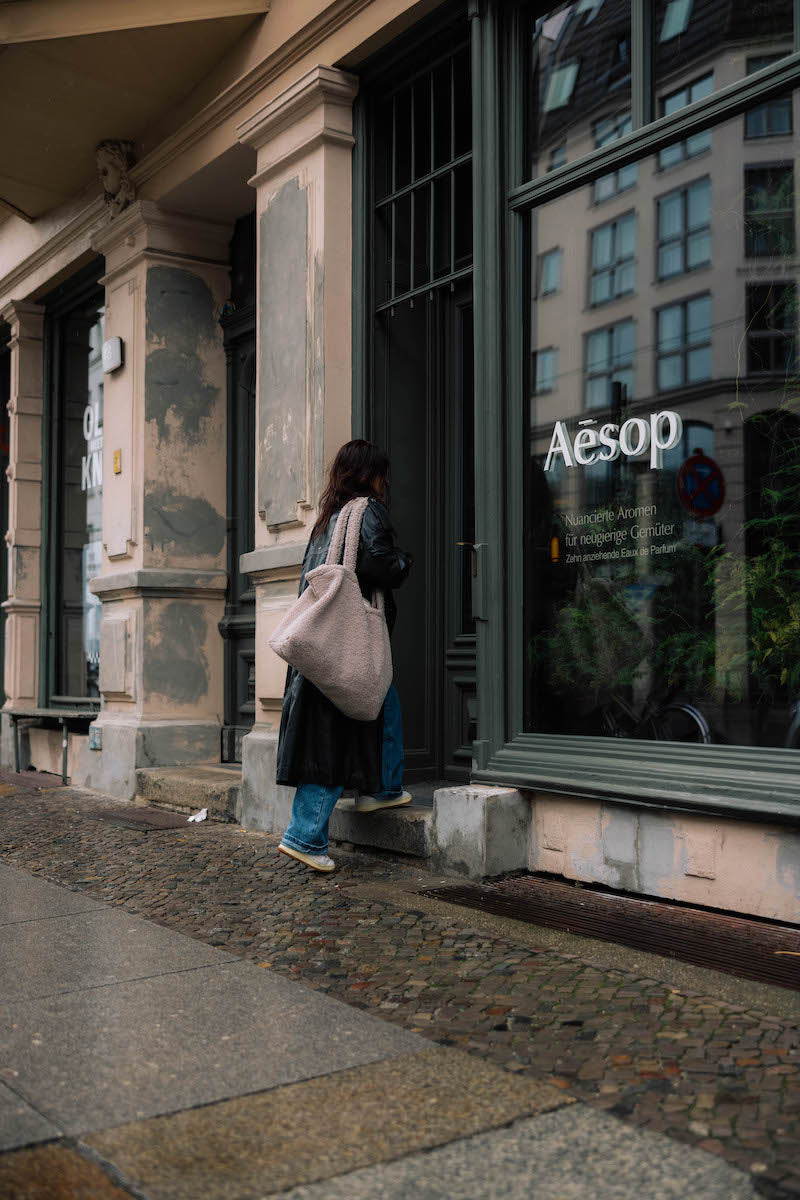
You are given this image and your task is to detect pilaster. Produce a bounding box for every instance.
[0,301,44,710]
[236,66,358,827]
[84,204,232,796]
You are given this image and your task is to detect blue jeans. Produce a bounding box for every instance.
[281,684,405,855]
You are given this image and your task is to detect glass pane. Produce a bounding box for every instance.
[395,88,412,191]
[59,303,104,700]
[453,46,471,160]
[433,173,451,278]
[413,78,431,180]
[395,194,411,295]
[374,99,393,201]
[659,192,683,239]
[528,1,632,176]
[687,230,710,269]
[655,5,792,103]
[433,59,452,169]
[687,178,710,228]
[453,161,472,269]
[587,329,608,370]
[592,224,613,268]
[414,185,431,287]
[526,95,800,752]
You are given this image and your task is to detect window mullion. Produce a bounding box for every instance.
[631,0,654,130]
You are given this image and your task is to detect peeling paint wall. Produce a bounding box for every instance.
[257,178,308,530]
[529,793,800,923]
[143,264,227,568]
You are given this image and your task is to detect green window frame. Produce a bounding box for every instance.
[461,0,800,820]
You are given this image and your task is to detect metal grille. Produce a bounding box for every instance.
[372,43,472,311]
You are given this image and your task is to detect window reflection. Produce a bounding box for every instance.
[526,95,800,749]
[528,2,793,176]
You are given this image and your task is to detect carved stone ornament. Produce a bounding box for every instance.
[95,140,136,217]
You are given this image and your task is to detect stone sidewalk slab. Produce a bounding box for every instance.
[0,861,104,926]
[0,959,422,1135]
[0,1083,60,1153]
[279,1104,759,1200]
[84,1046,571,1200]
[0,905,240,1002]
[0,1143,132,1199]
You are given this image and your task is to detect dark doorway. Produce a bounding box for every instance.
[220,213,256,762]
[361,20,475,782]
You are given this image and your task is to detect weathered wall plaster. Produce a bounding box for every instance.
[257,178,309,530]
[529,792,800,923]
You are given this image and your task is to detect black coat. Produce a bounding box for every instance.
[275,498,413,791]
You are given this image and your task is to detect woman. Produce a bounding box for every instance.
[276,439,413,872]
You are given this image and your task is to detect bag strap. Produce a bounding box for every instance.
[324,497,385,614]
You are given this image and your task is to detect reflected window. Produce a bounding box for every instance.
[659,0,692,42]
[658,74,713,169]
[535,347,559,393]
[544,61,580,112]
[539,248,562,296]
[746,58,793,138]
[745,165,795,257]
[548,140,567,171]
[586,319,635,409]
[657,177,711,278]
[746,283,797,375]
[657,294,711,390]
[590,212,636,305]
[594,112,638,202]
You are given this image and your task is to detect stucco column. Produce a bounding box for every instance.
[85,202,231,798]
[0,301,44,758]
[234,66,358,831]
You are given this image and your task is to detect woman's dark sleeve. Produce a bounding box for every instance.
[356,499,413,590]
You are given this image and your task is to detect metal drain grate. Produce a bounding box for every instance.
[86,807,204,831]
[424,876,800,992]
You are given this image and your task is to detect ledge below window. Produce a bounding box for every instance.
[472,734,800,826]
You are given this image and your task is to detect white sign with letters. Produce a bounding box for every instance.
[544,410,683,472]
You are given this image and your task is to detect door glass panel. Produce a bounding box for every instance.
[58,302,104,700]
[525,96,800,750]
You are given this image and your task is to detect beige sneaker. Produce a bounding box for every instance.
[352,791,413,814]
[278,843,335,872]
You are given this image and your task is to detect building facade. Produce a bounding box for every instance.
[0,0,798,920]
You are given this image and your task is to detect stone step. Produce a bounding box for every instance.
[331,799,433,859]
[135,766,242,822]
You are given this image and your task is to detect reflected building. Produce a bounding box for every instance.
[527,0,798,748]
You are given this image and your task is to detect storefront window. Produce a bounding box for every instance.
[525,97,800,749]
[54,301,104,701]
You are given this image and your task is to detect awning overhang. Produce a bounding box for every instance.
[0,2,270,224]
[0,0,269,44]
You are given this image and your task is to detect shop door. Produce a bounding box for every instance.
[371,286,476,782]
[363,29,475,782]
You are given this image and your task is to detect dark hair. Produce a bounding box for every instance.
[310,439,390,541]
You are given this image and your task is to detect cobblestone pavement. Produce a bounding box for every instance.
[2,784,799,1198]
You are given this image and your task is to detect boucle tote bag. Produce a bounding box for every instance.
[268,497,392,721]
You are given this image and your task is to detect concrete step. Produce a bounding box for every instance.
[135,766,242,822]
[331,798,433,858]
